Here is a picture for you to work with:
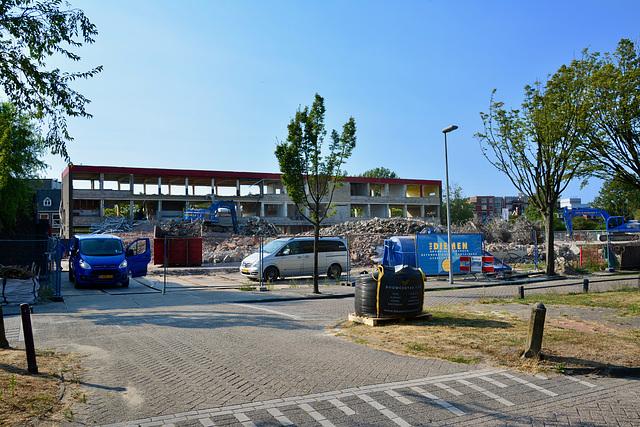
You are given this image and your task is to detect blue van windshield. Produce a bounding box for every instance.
[81,239,124,256]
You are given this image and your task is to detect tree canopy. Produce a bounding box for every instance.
[579,39,640,191]
[0,0,102,160]
[275,93,356,293]
[0,102,46,234]
[443,183,474,226]
[476,62,590,275]
[592,178,640,220]
[358,167,399,179]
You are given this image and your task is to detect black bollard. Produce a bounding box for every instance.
[0,305,9,348]
[518,285,525,299]
[20,303,38,374]
[522,302,546,359]
[583,278,589,293]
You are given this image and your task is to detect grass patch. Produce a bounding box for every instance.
[238,285,256,291]
[337,291,640,373]
[499,287,640,316]
[0,347,83,425]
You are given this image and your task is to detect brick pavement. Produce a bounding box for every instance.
[2,272,640,426]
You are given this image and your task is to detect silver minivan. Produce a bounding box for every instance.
[240,237,348,281]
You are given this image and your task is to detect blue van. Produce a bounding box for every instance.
[68,234,151,288]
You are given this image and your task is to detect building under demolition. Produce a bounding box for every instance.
[60,165,442,238]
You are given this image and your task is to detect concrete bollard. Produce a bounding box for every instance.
[522,302,546,359]
[20,303,38,374]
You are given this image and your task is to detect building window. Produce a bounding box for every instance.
[43,197,52,207]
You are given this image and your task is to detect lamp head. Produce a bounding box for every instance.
[442,125,458,134]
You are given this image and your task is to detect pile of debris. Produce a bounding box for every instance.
[0,264,38,279]
[203,236,260,264]
[241,217,279,236]
[454,216,540,244]
[91,215,140,234]
[154,219,202,237]
[319,217,440,236]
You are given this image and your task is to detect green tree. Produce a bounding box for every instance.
[579,39,640,191]
[0,102,46,234]
[275,94,356,294]
[0,0,102,160]
[592,178,640,219]
[524,205,567,231]
[358,167,399,179]
[443,183,473,226]
[476,63,590,276]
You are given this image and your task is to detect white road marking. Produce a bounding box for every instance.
[410,386,465,416]
[230,303,303,320]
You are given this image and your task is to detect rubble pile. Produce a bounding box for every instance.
[241,217,279,236]
[91,215,139,234]
[154,219,202,237]
[203,236,260,264]
[319,217,440,236]
[452,217,540,244]
[0,264,38,279]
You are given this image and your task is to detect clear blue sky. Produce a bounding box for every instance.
[42,0,640,203]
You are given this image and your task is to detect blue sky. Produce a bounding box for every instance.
[42,0,640,203]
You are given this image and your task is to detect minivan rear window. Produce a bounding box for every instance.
[319,240,347,252]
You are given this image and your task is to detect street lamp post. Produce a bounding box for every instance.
[442,125,458,284]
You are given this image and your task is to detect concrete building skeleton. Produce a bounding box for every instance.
[60,165,442,238]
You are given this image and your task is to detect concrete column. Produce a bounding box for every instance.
[129,200,134,221]
[129,174,134,194]
[211,178,215,195]
[385,204,390,217]
[420,205,425,218]
[157,200,163,221]
[185,177,189,196]
[384,183,389,197]
[100,199,104,218]
[260,203,265,217]
[366,205,371,218]
[158,177,162,195]
[236,179,241,196]
[403,205,408,217]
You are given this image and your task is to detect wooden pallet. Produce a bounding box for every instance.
[348,313,433,327]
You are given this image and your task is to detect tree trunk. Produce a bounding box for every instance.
[544,212,555,276]
[313,221,320,294]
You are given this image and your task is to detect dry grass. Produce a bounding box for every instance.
[0,347,83,425]
[336,303,640,374]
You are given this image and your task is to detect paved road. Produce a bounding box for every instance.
[3,272,640,426]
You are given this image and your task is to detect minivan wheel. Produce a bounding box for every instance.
[263,266,279,282]
[69,269,75,282]
[73,274,83,289]
[121,278,130,287]
[328,264,342,280]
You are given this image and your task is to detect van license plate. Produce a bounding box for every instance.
[99,275,113,279]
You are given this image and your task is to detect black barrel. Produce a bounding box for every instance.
[354,265,425,318]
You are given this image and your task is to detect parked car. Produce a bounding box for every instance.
[68,234,151,288]
[240,237,348,281]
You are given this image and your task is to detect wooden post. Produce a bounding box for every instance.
[522,302,546,359]
[518,285,525,299]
